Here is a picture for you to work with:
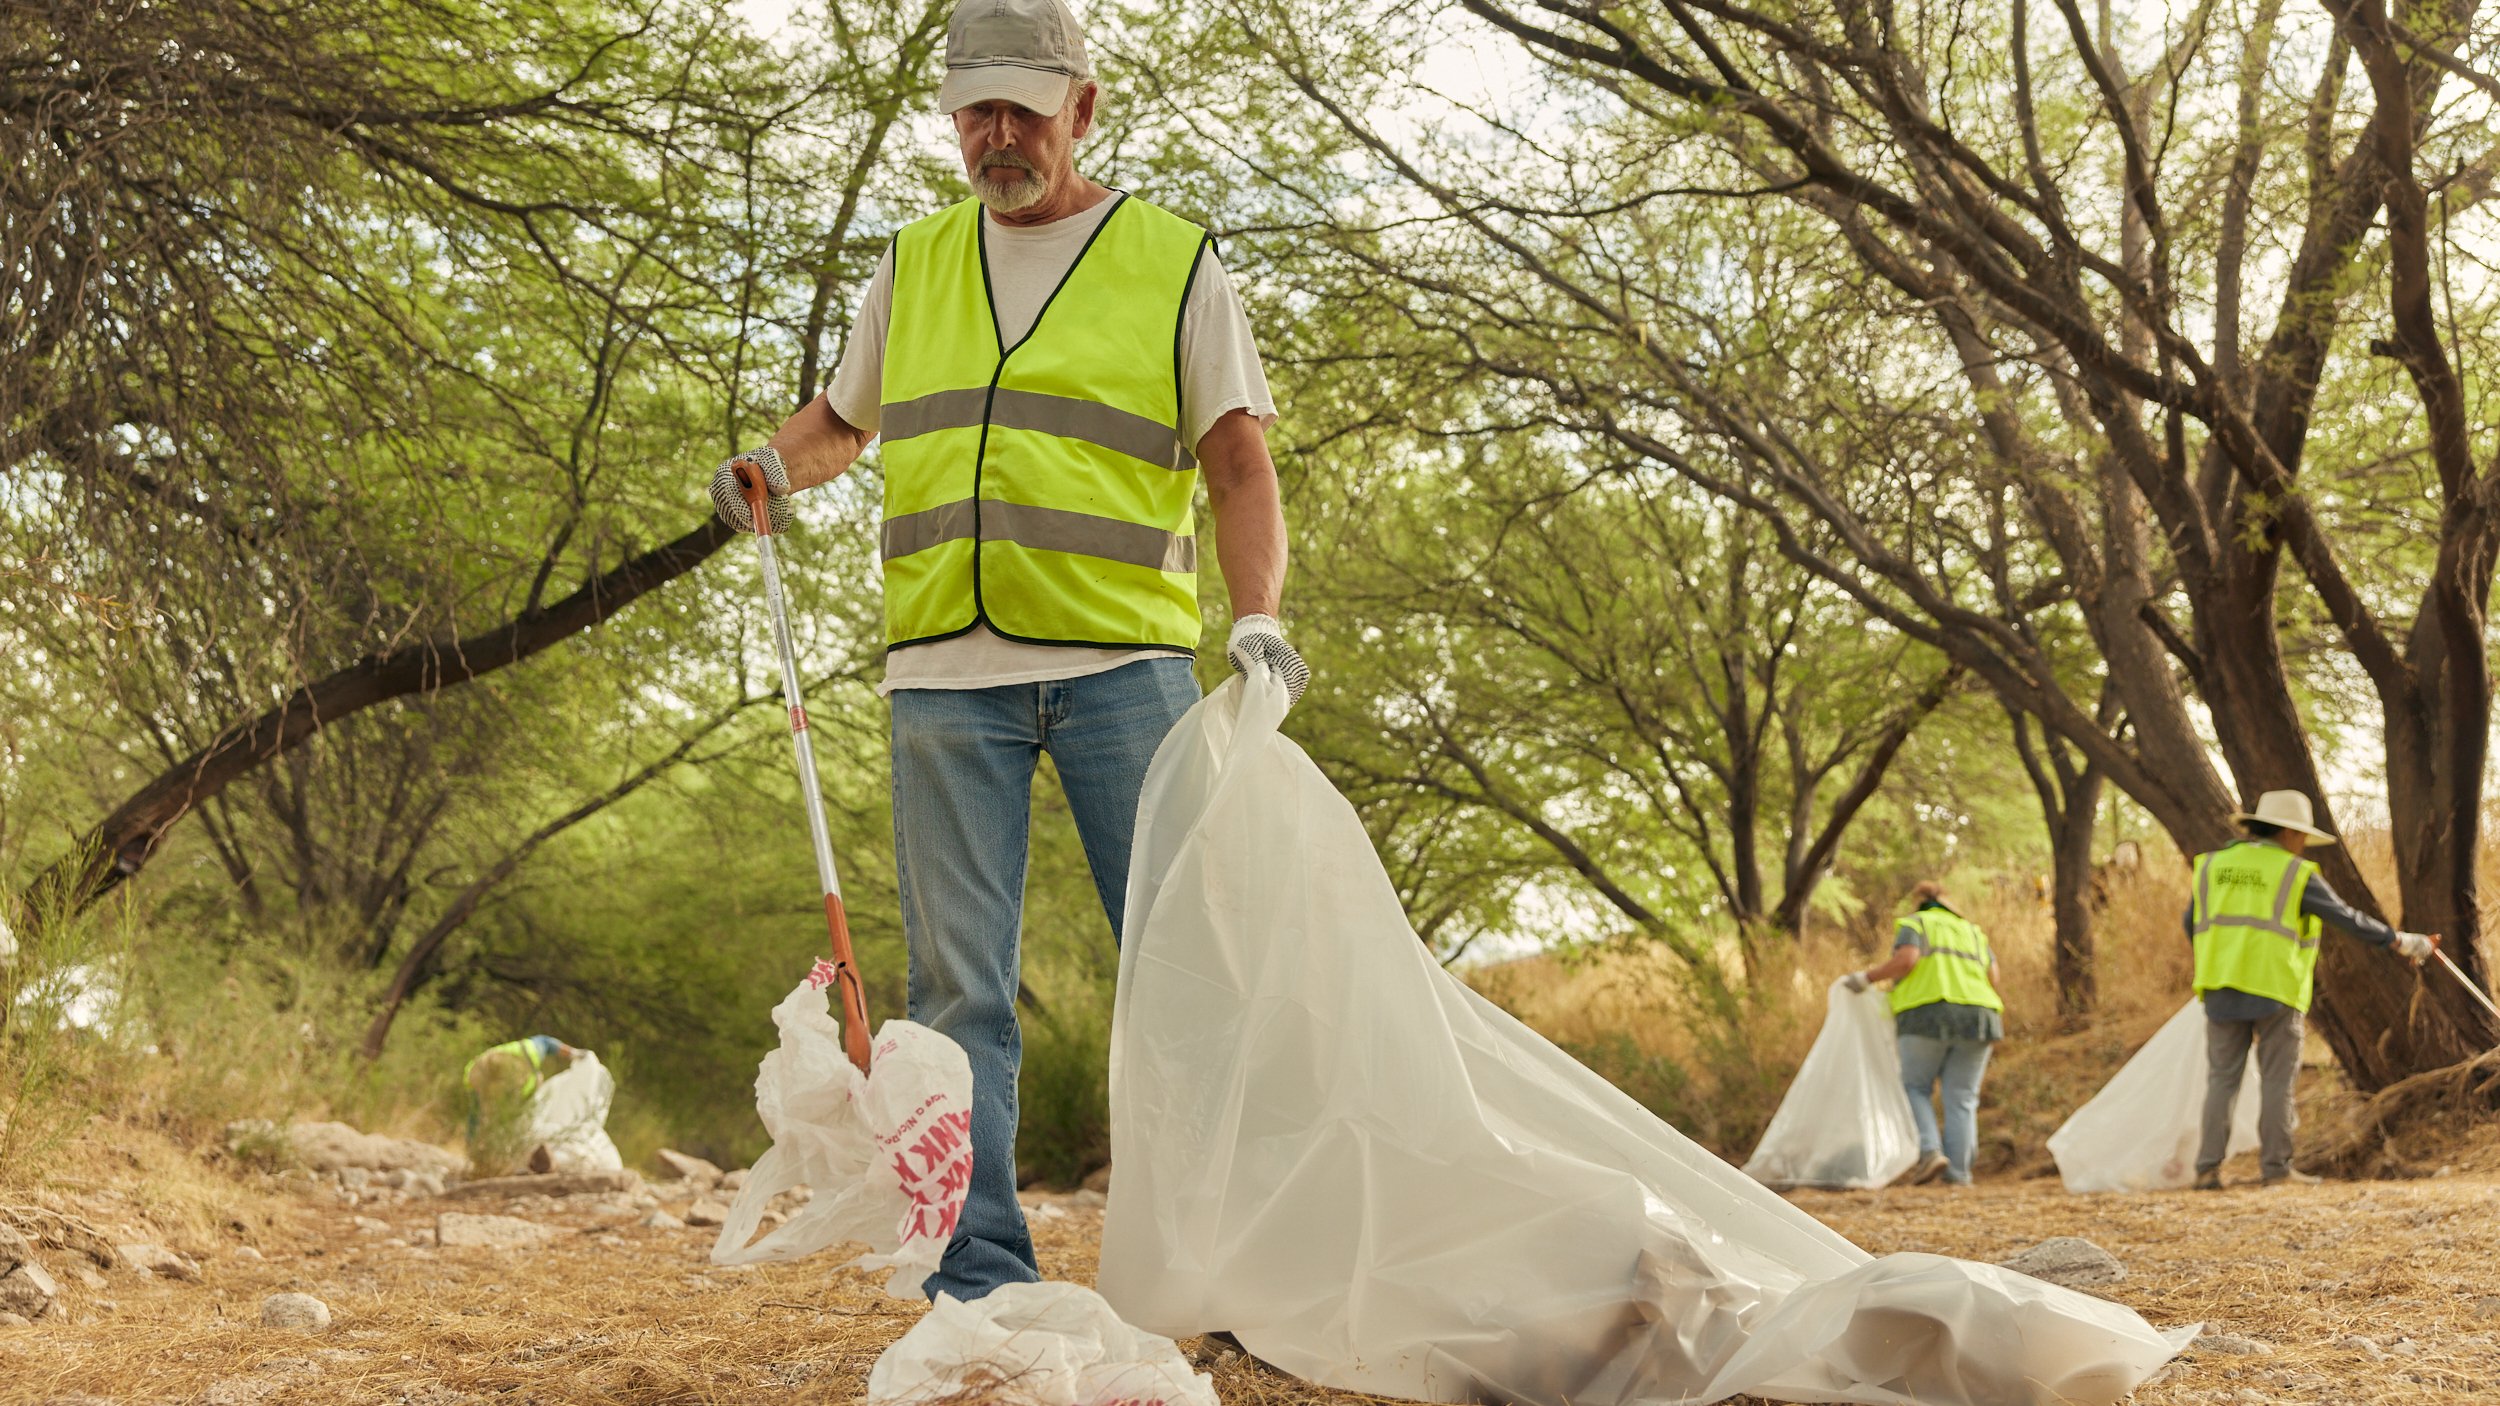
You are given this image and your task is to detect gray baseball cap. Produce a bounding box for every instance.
[939,0,1093,116]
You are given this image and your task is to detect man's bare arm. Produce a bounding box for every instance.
[1197,408,1285,617]
[768,393,875,491]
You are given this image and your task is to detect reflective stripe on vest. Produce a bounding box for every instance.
[1889,908,2004,1015]
[2191,841,2323,1011]
[464,1038,548,1096]
[879,195,1212,650]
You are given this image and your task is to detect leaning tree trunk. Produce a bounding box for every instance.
[2047,768,2104,1027]
[21,518,736,921]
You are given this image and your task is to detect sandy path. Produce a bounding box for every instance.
[8,1174,2496,1405]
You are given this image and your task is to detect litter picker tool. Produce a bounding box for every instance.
[2433,947,2500,1025]
[736,461,874,1073]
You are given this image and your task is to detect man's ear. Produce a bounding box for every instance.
[1070,81,1098,141]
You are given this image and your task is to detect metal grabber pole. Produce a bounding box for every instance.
[736,462,874,1073]
[2433,947,2500,1026]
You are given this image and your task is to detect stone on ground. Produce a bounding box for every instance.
[685,1199,730,1227]
[441,1170,636,1201]
[654,1148,723,1187]
[113,1242,200,1281]
[269,1120,464,1176]
[2193,1332,2275,1356]
[261,1292,332,1331]
[718,1168,749,1192]
[1,1259,61,1319]
[642,1210,684,1230]
[434,1213,556,1249]
[1995,1235,2124,1289]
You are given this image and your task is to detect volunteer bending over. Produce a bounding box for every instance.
[705,0,1298,1303]
[2184,791,2435,1189]
[1846,882,2001,1187]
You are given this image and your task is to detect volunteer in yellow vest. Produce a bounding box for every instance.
[1845,882,2002,1186]
[463,1035,583,1143]
[704,0,1296,1303]
[2185,791,2436,1189]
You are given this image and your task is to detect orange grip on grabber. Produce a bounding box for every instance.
[824,893,873,1073]
[734,457,774,537]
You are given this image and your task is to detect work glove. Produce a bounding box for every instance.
[1227,613,1309,708]
[2394,931,2438,964]
[709,445,795,534]
[1841,971,1871,994]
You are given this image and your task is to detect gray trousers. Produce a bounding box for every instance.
[2198,1007,2303,1178]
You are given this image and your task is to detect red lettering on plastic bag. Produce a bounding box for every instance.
[888,1107,973,1247]
[804,957,842,991]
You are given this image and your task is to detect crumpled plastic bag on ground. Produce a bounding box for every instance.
[1743,979,1919,1191]
[1099,671,2188,1406]
[709,962,974,1296]
[2048,999,2258,1193]
[867,1281,1218,1406]
[527,1051,624,1172]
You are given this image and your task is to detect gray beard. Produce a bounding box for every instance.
[972,165,1045,214]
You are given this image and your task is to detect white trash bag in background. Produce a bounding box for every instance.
[527,1050,625,1173]
[1101,672,2189,1406]
[867,1281,1219,1406]
[710,962,975,1297]
[1743,979,1919,1190]
[2049,999,2258,1194]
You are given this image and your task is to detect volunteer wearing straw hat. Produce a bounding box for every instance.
[1846,881,2003,1187]
[2184,790,2437,1190]
[704,0,1298,1302]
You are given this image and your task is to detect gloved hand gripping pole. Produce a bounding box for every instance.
[736,463,874,1073]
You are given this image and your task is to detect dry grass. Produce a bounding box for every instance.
[9,1137,2500,1406]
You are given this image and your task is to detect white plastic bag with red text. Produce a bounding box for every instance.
[1742,980,1919,1190]
[710,963,974,1296]
[1101,672,2190,1406]
[867,1281,1217,1406]
[2049,999,2258,1193]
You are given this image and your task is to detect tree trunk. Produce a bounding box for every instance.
[2048,767,2103,1026]
[25,517,735,920]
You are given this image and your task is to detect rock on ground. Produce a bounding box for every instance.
[654,1148,722,1188]
[441,1170,637,1201]
[434,1213,556,1250]
[685,1199,730,1228]
[642,1210,684,1230]
[261,1292,332,1331]
[717,1168,749,1192]
[0,1259,61,1320]
[269,1120,465,1176]
[114,1243,200,1282]
[1995,1235,2125,1289]
[2193,1332,2275,1356]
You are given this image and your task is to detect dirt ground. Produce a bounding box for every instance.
[8,1161,2500,1406]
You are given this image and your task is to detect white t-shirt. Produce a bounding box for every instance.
[826,191,1278,695]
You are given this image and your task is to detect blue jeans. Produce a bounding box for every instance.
[1897,1034,1993,1185]
[889,657,1198,1302]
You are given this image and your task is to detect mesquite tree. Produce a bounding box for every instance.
[1212,0,2500,1086]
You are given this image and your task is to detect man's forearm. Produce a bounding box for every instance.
[1199,410,1286,618]
[768,393,872,491]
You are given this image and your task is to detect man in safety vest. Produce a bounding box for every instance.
[705,0,1298,1302]
[2185,791,2436,1189]
[1846,881,2002,1186]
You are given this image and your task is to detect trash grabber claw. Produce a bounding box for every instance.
[736,460,874,1073]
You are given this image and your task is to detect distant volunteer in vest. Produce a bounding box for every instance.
[705,0,1298,1303]
[2184,791,2436,1190]
[1845,882,2002,1187]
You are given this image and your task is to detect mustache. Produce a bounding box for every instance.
[976,151,1038,177]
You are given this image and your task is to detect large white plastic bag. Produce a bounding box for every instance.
[2049,999,2258,1193]
[1742,980,1919,1190]
[527,1051,625,1173]
[709,963,975,1297]
[1100,673,2186,1406]
[868,1281,1218,1406]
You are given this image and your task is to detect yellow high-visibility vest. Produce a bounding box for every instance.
[463,1037,549,1095]
[1889,907,2004,1014]
[2191,840,2323,1011]
[879,195,1213,650]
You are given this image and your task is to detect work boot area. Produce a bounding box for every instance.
[5,1139,2498,1405]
